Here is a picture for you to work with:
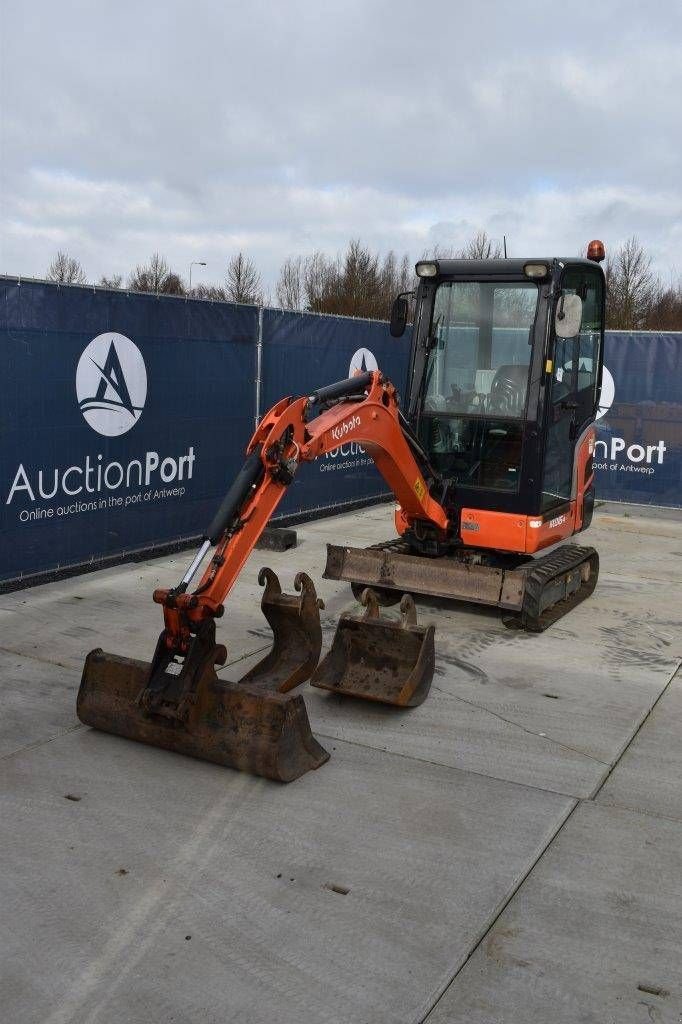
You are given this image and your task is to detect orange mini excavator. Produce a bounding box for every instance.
[78,242,606,781]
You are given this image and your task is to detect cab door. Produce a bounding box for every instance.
[541,266,604,512]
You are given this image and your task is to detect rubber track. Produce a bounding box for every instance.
[502,544,599,633]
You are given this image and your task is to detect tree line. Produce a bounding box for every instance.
[44,233,682,330]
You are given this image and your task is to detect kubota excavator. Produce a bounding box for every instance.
[78,241,606,782]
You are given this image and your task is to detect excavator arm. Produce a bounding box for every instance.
[78,369,442,780]
[154,370,449,653]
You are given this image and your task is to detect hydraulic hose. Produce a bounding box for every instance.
[308,371,373,406]
[204,448,264,545]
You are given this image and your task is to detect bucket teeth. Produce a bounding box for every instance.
[310,589,435,707]
[77,570,328,782]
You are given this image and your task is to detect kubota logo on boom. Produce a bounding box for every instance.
[76,333,147,437]
[330,414,361,443]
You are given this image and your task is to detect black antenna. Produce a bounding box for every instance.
[503,235,508,258]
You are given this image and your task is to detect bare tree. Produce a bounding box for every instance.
[129,252,169,292]
[605,237,656,329]
[426,243,457,259]
[190,282,228,301]
[302,251,336,312]
[276,256,304,310]
[381,250,414,297]
[46,251,87,284]
[128,253,186,295]
[645,277,682,330]
[459,230,503,259]
[225,252,263,304]
[421,231,502,261]
[99,274,123,289]
[397,253,414,293]
[163,272,186,296]
[352,240,382,314]
[295,241,414,320]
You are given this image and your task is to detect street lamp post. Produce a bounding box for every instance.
[189,261,207,293]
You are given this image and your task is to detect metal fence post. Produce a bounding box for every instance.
[254,305,263,429]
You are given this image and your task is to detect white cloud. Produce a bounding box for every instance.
[1,0,681,285]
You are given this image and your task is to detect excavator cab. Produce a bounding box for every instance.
[326,243,606,628]
[402,253,605,544]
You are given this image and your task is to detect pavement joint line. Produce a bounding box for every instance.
[313,730,587,801]
[0,644,77,672]
[595,797,682,828]
[600,571,682,585]
[0,722,85,762]
[38,772,258,1024]
[419,743,682,1024]
[432,686,612,766]
[587,661,682,803]
[423,674,682,1024]
[415,797,580,1024]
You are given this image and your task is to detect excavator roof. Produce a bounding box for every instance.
[420,257,602,279]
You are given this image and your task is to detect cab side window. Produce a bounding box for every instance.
[558,267,604,425]
[541,266,604,511]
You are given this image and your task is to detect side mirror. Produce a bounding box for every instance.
[389,295,408,338]
[555,293,582,338]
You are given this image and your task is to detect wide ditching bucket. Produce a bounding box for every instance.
[311,589,435,707]
[77,570,329,783]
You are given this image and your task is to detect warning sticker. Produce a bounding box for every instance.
[414,478,426,500]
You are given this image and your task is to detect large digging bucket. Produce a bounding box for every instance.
[311,590,435,707]
[77,570,329,783]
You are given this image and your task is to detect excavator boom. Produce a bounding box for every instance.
[77,370,442,780]
[156,370,447,643]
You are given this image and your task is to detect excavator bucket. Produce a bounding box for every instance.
[240,568,323,692]
[311,589,435,707]
[77,570,329,783]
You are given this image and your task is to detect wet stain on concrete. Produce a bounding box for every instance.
[485,926,530,969]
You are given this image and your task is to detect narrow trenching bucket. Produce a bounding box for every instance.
[240,568,323,692]
[77,569,329,783]
[310,589,435,707]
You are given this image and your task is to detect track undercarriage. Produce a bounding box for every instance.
[324,540,599,633]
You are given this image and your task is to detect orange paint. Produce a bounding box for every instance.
[157,372,450,647]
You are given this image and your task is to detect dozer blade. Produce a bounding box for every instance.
[311,589,435,707]
[324,541,600,632]
[77,570,329,783]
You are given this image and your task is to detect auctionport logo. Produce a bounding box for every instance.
[76,333,147,436]
[596,365,615,420]
[5,329,196,525]
[348,347,378,376]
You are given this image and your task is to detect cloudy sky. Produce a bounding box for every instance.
[2,0,681,291]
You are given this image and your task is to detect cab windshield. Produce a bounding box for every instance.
[423,280,538,416]
[420,280,538,492]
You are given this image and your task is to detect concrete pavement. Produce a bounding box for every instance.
[1,502,681,1023]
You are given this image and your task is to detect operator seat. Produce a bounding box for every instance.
[488,364,528,416]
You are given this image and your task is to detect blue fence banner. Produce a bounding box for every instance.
[595,332,682,506]
[261,307,410,518]
[1,276,681,586]
[1,280,258,582]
